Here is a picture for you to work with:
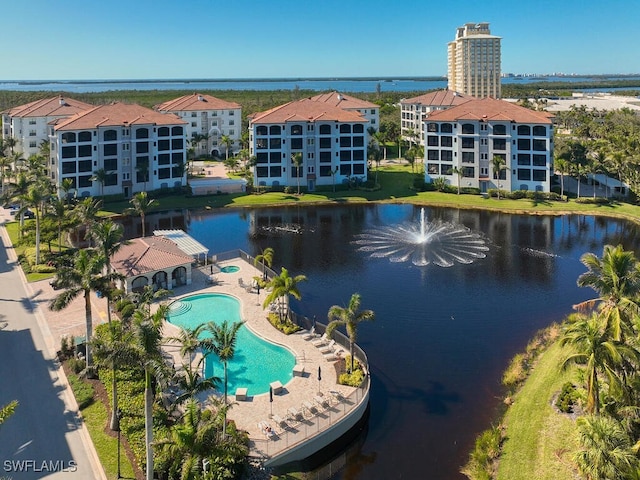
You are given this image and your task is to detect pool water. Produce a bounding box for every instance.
[220,265,240,273]
[166,293,295,396]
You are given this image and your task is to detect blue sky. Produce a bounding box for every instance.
[4,0,638,80]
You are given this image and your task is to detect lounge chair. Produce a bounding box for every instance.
[286,406,304,423]
[329,390,346,403]
[302,400,318,418]
[272,414,288,431]
[258,421,276,439]
[301,326,317,341]
[318,340,336,354]
[314,395,331,410]
[312,334,330,347]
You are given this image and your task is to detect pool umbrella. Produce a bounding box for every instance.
[318,366,322,396]
[269,386,273,418]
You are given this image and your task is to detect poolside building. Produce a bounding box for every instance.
[423,97,554,193]
[155,93,242,158]
[49,102,187,199]
[248,98,369,191]
[1,96,93,160]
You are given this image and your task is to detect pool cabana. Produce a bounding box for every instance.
[110,236,194,294]
[153,229,209,264]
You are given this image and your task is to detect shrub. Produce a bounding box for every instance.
[67,357,86,375]
[284,186,294,194]
[556,382,578,413]
[31,264,56,274]
[339,368,365,387]
[59,335,74,360]
[574,196,610,205]
[66,370,94,409]
[460,425,504,480]
[267,313,301,334]
[502,353,527,388]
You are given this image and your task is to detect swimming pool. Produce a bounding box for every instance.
[220,265,240,273]
[166,293,295,396]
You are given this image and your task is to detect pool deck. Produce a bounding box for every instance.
[159,258,361,460]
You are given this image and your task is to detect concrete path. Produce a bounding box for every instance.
[0,210,106,480]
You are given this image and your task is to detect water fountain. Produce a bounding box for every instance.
[353,208,489,267]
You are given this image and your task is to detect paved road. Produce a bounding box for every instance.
[0,216,105,480]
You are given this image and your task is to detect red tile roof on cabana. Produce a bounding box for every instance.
[309,91,378,109]
[401,90,471,107]
[110,236,193,277]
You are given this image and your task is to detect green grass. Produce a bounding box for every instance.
[496,341,579,480]
[67,371,136,480]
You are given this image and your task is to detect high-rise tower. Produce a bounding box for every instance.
[447,23,501,98]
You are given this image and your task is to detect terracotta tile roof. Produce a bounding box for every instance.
[309,91,378,110]
[3,96,93,118]
[250,98,367,124]
[110,236,193,277]
[54,102,186,131]
[401,90,471,107]
[155,93,241,112]
[426,97,554,124]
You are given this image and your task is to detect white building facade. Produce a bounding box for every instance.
[424,98,554,193]
[249,98,369,191]
[448,23,501,98]
[2,96,93,159]
[155,93,242,158]
[401,90,471,146]
[50,102,187,198]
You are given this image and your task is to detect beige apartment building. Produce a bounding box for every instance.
[448,22,501,98]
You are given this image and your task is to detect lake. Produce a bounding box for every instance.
[135,204,640,479]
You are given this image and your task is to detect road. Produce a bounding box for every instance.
[0,213,105,480]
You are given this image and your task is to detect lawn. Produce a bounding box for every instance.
[496,340,579,480]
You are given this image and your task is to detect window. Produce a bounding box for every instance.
[353,150,364,161]
[517,154,531,165]
[533,154,546,166]
[493,139,506,150]
[256,126,267,135]
[319,151,331,163]
[427,150,439,161]
[427,123,439,132]
[340,137,351,147]
[78,131,91,142]
[157,127,169,137]
[517,125,530,135]
[517,139,531,150]
[319,138,331,149]
[256,166,268,177]
[158,139,170,151]
[269,125,281,135]
[532,169,546,181]
[172,152,183,164]
[463,167,475,178]
[461,123,475,134]
[427,162,439,174]
[270,166,282,177]
[441,150,453,161]
[158,168,171,179]
[158,153,170,165]
[104,129,118,141]
[78,175,92,188]
[171,126,183,136]
[29,141,37,148]
[340,124,351,134]
[353,163,365,175]
[441,123,453,133]
[105,173,117,186]
[136,142,149,154]
[104,144,117,156]
[440,164,453,175]
[172,138,183,150]
[191,112,197,118]
[517,169,531,180]
[270,152,281,163]
[461,137,474,149]
[462,152,475,163]
[441,136,452,147]
[340,164,351,176]
[191,122,197,127]
[340,150,351,162]
[61,132,76,144]
[256,153,268,164]
[533,139,546,151]
[135,128,149,139]
[61,162,76,174]
[493,124,506,135]
[533,126,546,136]
[291,138,303,149]
[353,136,364,147]
[353,124,364,133]
[291,125,303,135]
[319,124,331,134]
[319,165,333,176]
[427,136,438,146]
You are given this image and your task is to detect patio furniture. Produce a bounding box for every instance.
[312,334,330,347]
[235,387,248,401]
[270,380,283,395]
[292,364,305,377]
[319,340,336,354]
[314,395,331,409]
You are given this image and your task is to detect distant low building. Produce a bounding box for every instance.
[2,96,93,160]
[424,97,554,193]
[248,98,369,191]
[50,102,187,198]
[155,93,242,158]
[400,90,471,146]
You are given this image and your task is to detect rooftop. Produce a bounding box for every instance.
[427,97,553,124]
[110,236,193,277]
[401,90,471,107]
[249,98,367,124]
[309,91,378,110]
[54,102,186,131]
[2,96,93,118]
[155,93,241,112]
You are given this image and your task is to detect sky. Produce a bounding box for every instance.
[3,0,639,80]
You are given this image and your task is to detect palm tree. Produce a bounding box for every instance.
[8,172,32,237]
[59,177,75,205]
[451,166,463,194]
[131,303,170,480]
[0,155,11,195]
[90,168,111,198]
[254,247,274,281]
[576,245,640,342]
[491,155,507,199]
[575,414,638,480]
[73,197,103,246]
[326,293,375,373]
[202,320,243,436]
[554,158,569,200]
[20,180,50,265]
[221,135,233,160]
[125,191,159,238]
[48,197,68,252]
[561,313,628,415]
[49,249,110,373]
[291,152,303,194]
[263,267,307,322]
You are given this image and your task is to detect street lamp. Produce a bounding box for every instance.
[115,408,122,479]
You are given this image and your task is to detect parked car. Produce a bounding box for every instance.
[13,209,35,219]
